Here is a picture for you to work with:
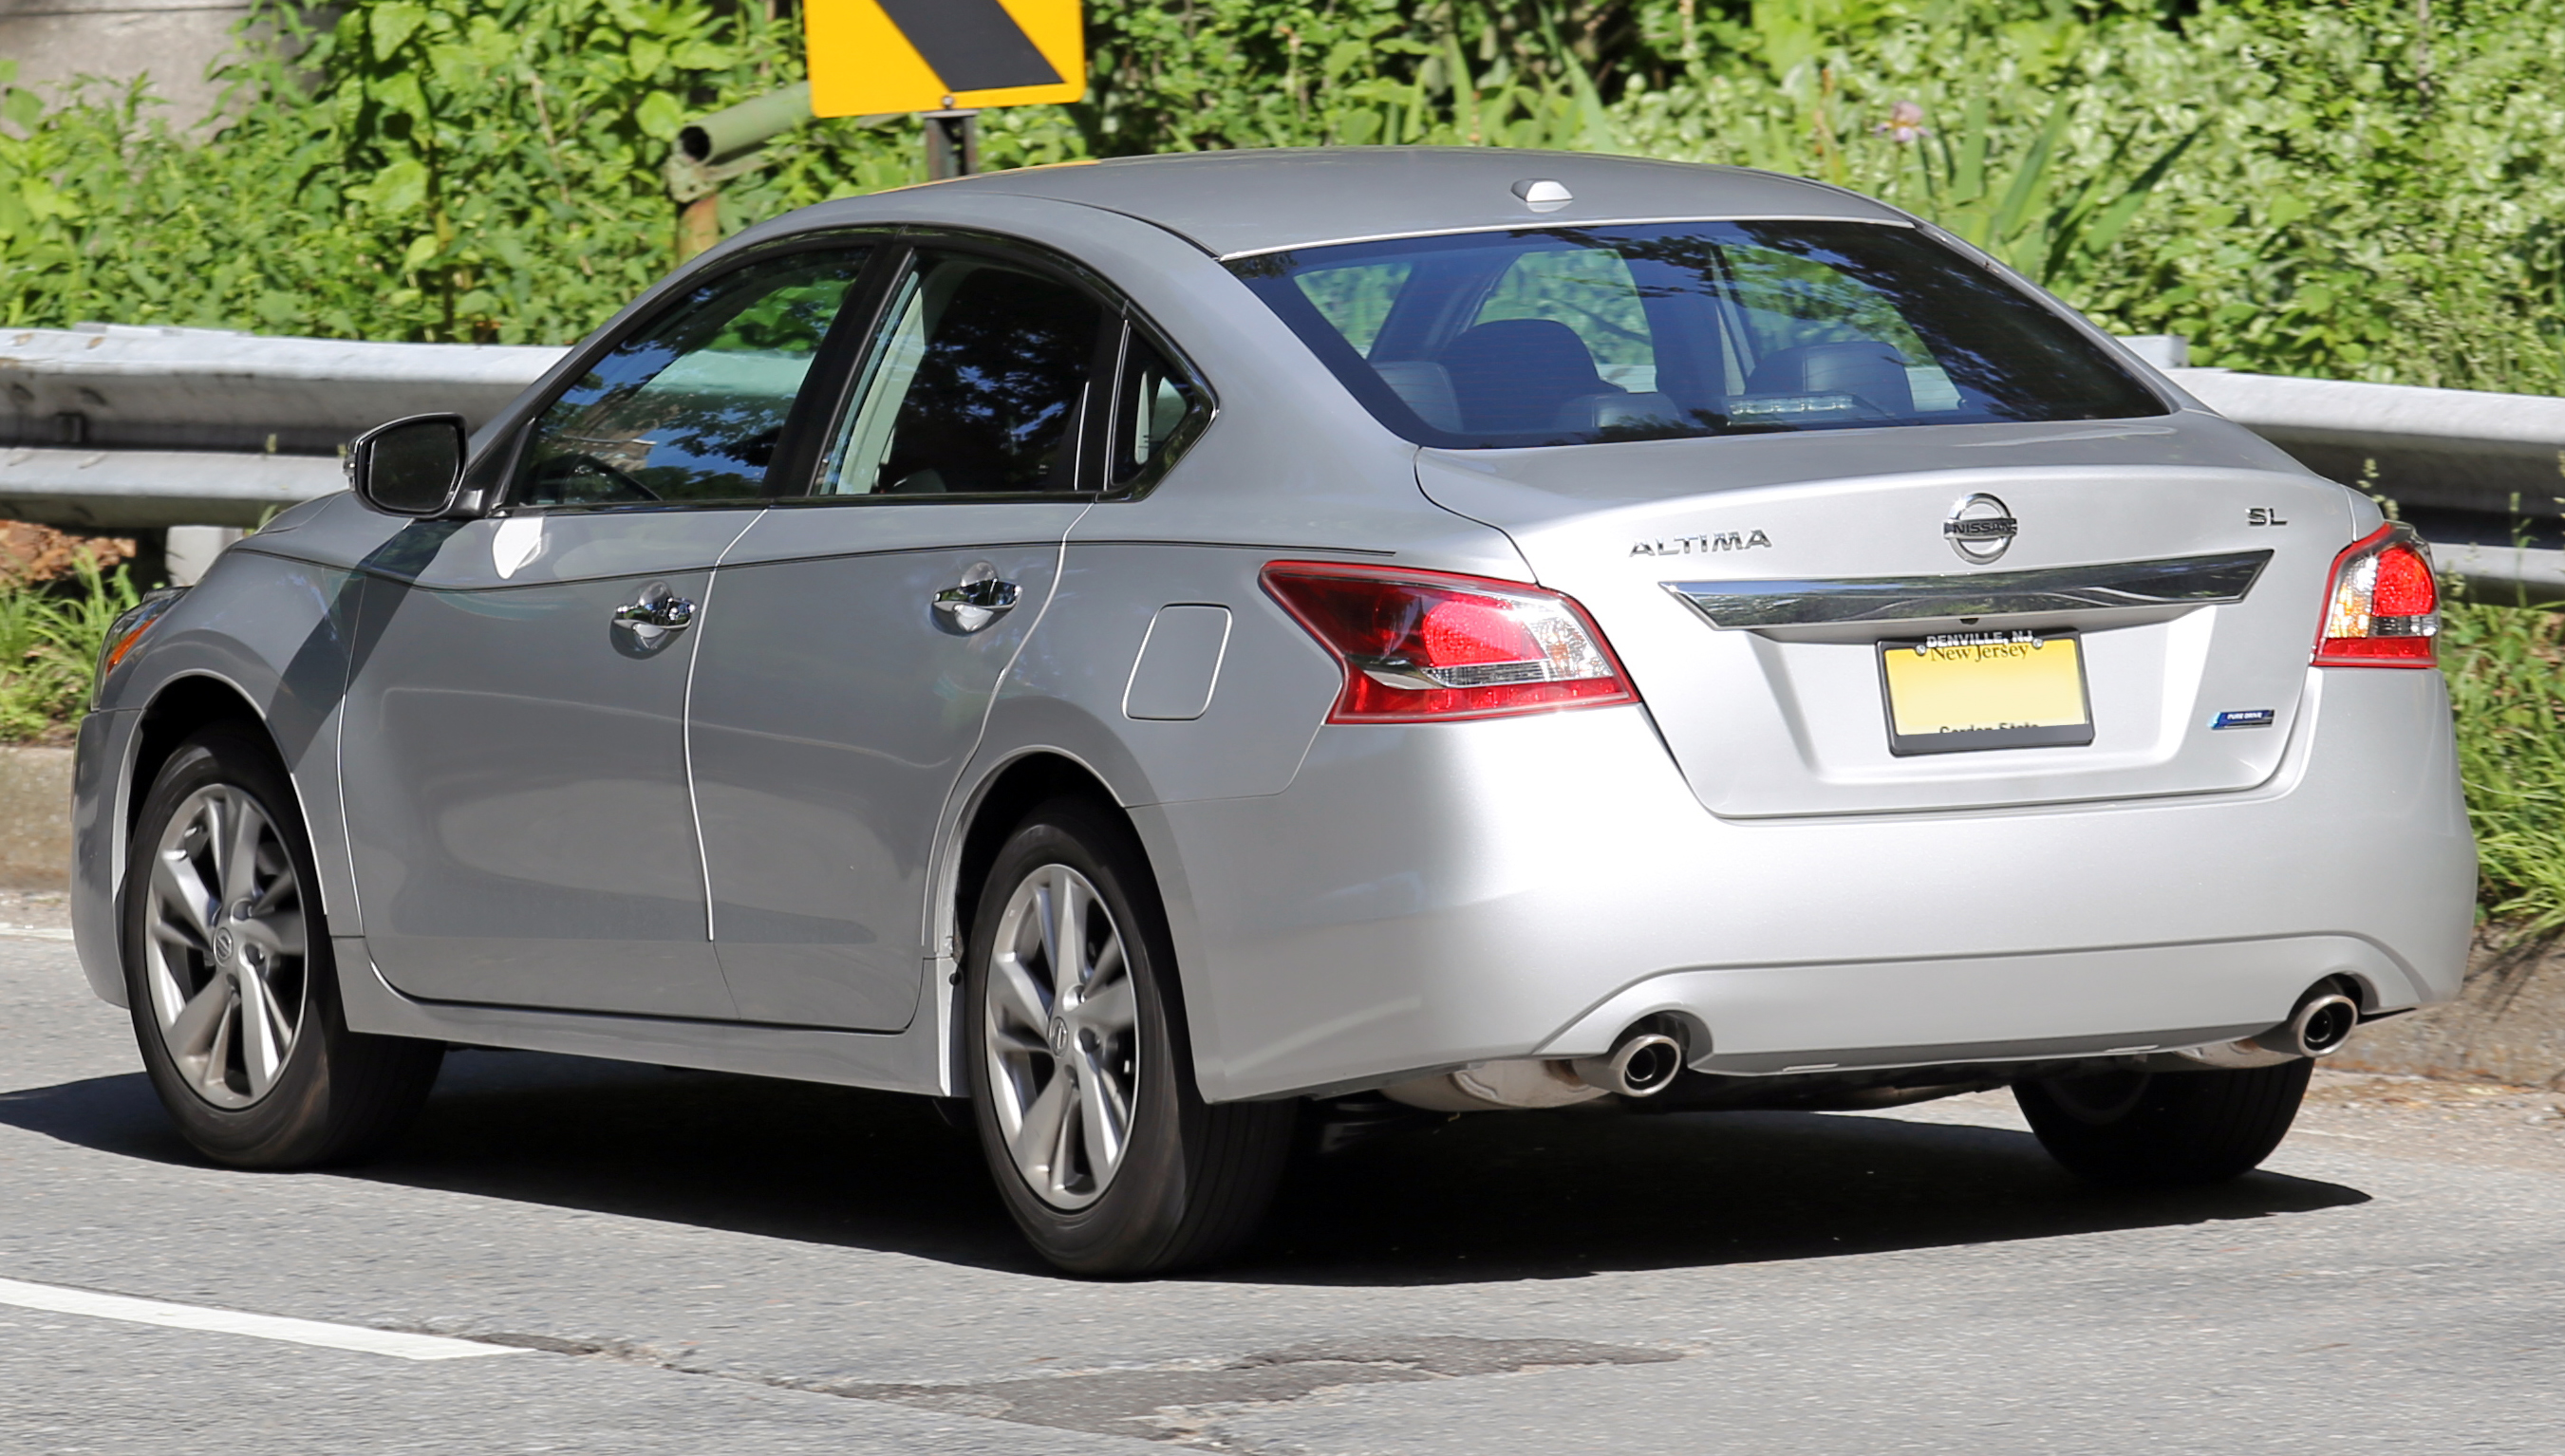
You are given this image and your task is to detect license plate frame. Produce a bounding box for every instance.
[1877,628,2094,756]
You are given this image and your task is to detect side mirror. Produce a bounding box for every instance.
[346,414,469,517]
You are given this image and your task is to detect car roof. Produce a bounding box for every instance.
[896,147,1908,259]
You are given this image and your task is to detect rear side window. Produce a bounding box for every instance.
[1109,330,1208,491]
[1231,221,2163,448]
[819,254,1105,495]
[516,250,866,506]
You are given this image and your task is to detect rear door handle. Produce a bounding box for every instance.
[611,583,696,644]
[933,569,1021,632]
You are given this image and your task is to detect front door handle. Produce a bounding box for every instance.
[933,569,1021,632]
[612,583,696,644]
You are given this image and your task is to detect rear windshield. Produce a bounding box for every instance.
[1227,221,2165,448]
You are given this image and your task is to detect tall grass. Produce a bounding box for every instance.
[2441,601,2565,934]
[0,556,140,744]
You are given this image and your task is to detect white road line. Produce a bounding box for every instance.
[0,1278,523,1361]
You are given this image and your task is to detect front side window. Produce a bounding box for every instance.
[820,254,1105,496]
[1230,222,2164,448]
[516,249,867,507]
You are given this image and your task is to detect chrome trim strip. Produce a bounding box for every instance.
[1665,551,2273,628]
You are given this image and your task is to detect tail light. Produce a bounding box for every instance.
[2313,523,2438,667]
[1261,561,1638,722]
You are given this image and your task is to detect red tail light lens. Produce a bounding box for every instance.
[2314,523,2438,667]
[1261,561,1639,722]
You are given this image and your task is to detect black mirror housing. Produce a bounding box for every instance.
[347,414,470,517]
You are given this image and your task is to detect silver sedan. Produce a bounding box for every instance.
[71,149,2474,1275]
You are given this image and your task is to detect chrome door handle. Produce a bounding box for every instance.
[932,571,1021,632]
[611,584,696,644]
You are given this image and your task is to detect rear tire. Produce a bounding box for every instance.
[2014,1060,2312,1187]
[123,725,443,1168]
[964,798,1294,1276]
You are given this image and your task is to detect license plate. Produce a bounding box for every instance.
[1878,630,2093,756]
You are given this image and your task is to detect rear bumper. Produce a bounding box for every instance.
[1146,666,2474,1101]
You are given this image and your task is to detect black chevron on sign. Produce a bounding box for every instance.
[876,0,1064,91]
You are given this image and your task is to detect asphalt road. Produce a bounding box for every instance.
[6,934,2564,1455]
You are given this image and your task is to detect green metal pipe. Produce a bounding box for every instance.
[677,82,813,165]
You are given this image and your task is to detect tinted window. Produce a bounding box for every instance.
[1109,331,1208,490]
[517,250,865,507]
[1231,222,2164,447]
[820,255,1104,495]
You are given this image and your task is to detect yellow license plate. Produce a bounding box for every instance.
[1878,630,2093,756]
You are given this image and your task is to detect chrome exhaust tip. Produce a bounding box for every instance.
[2167,987,2365,1069]
[2281,992,2361,1058]
[1574,1031,1686,1098]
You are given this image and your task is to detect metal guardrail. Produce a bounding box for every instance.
[1,324,558,529]
[6,324,2564,598]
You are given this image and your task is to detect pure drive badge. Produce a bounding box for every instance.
[2211,708,2277,730]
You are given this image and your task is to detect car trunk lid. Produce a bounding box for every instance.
[1416,420,2359,817]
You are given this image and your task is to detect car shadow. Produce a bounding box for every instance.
[0,1050,2369,1286]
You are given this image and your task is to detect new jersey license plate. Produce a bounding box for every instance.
[1878,630,2093,756]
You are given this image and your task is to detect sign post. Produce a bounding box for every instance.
[804,0,1085,177]
[665,1,1082,259]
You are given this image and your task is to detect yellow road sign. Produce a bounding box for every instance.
[806,0,1085,117]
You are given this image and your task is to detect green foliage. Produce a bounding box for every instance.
[5,0,2561,389]
[0,7,921,342]
[0,555,141,743]
[2442,601,2565,934]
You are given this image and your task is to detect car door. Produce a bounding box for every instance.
[686,242,1134,1030]
[342,243,873,1017]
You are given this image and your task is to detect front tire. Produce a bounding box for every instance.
[123,725,443,1167]
[964,798,1294,1276]
[2014,1060,2313,1187]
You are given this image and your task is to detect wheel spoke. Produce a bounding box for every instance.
[147,914,210,958]
[163,973,232,1059]
[1031,876,1062,991]
[235,910,306,961]
[236,963,288,1098]
[1009,1072,1072,1176]
[199,991,237,1098]
[1075,1044,1128,1174]
[989,952,1052,1037]
[1074,973,1134,1036]
[1048,1073,1083,1197]
[152,852,216,938]
[218,793,266,909]
[1051,871,1089,1001]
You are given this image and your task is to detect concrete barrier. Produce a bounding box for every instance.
[0,747,71,889]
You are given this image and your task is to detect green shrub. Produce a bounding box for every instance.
[2441,601,2565,933]
[0,556,140,743]
[5,0,2561,389]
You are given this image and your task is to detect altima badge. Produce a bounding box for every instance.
[1630,530,1770,557]
[1945,493,2018,564]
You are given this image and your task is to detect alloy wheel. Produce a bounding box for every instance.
[140,784,309,1109]
[983,864,1140,1209]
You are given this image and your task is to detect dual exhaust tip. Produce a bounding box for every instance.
[1573,1030,1686,1098]
[2172,986,2362,1070]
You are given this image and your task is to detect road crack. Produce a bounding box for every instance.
[457,1331,1681,1447]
